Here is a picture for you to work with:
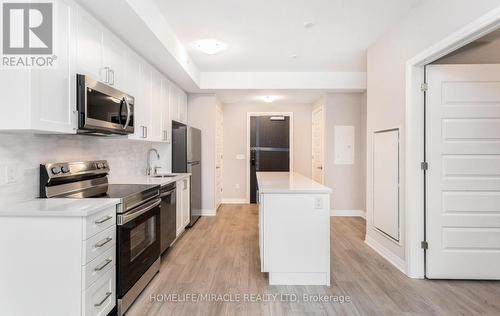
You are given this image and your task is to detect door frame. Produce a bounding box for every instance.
[405,7,500,278]
[246,112,294,203]
[311,105,325,184]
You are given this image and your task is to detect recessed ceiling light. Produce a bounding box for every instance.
[303,22,315,28]
[194,39,227,55]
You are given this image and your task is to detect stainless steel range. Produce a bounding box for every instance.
[40,160,161,316]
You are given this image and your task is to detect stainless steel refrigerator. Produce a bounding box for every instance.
[172,121,201,226]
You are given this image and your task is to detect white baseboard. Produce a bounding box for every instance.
[364,235,406,274]
[330,209,366,219]
[201,209,217,216]
[221,198,248,204]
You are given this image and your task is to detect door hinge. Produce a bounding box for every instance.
[421,241,428,249]
[420,83,428,92]
[421,162,428,171]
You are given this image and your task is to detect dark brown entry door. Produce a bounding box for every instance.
[250,115,290,203]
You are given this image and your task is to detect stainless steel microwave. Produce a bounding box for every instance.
[76,74,135,135]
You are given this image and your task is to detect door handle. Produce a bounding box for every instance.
[104,67,110,83]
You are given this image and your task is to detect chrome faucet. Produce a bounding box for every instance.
[146,148,160,176]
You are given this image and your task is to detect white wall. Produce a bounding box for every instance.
[366,0,500,264]
[0,134,169,207]
[314,93,367,212]
[187,94,217,213]
[222,102,312,201]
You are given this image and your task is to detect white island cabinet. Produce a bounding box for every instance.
[257,172,332,286]
[0,199,120,316]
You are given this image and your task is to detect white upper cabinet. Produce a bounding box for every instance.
[102,31,126,90]
[161,77,172,143]
[139,63,153,140]
[75,8,103,81]
[76,7,125,89]
[150,69,163,142]
[169,86,180,123]
[179,92,188,124]
[125,50,145,141]
[169,86,188,124]
[0,0,76,134]
[0,0,187,136]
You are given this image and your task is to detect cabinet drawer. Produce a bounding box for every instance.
[82,268,115,316]
[82,247,115,290]
[82,226,115,264]
[83,206,117,240]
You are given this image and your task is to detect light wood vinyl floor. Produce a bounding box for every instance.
[127,204,500,316]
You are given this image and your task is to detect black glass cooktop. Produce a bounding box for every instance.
[63,183,160,212]
[99,184,159,199]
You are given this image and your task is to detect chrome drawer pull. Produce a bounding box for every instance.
[94,215,112,224]
[94,292,112,307]
[94,258,112,271]
[94,237,112,248]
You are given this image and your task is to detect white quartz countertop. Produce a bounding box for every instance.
[256,172,332,194]
[0,198,120,217]
[110,173,191,187]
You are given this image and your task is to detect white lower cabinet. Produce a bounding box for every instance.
[83,268,115,316]
[0,204,119,316]
[176,177,191,236]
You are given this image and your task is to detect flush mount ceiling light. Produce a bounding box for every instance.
[261,96,279,103]
[303,22,315,28]
[194,39,227,55]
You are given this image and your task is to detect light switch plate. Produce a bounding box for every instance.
[236,154,245,160]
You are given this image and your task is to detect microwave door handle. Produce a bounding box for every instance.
[123,97,131,129]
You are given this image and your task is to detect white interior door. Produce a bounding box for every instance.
[426,64,500,279]
[215,104,224,210]
[312,106,324,184]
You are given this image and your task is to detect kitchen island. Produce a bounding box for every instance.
[257,172,332,286]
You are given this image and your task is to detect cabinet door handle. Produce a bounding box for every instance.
[144,126,148,138]
[104,67,110,83]
[95,215,112,224]
[110,69,115,85]
[94,237,112,248]
[94,258,112,271]
[94,292,112,307]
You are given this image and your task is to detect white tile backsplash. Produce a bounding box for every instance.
[0,133,171,207]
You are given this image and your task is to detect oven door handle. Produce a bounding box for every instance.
[123,97,131,130]
[160,189,176,198]
[118,198,160,225]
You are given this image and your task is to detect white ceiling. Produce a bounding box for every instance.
[155,0,421,72]
[217,91,324,105]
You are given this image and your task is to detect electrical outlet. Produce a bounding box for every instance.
[0,164,18,185]
[6,164,18,184]
[314,197,323,210]
[236,154,245,160]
